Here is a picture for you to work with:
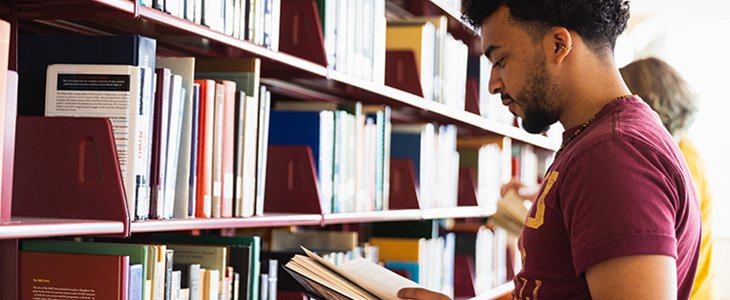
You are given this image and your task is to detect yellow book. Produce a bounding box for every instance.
[386,22,436,100]
[369,237,421,262]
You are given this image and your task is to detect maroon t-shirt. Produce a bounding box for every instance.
[512,97,701,299]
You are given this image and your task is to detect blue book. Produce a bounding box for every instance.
[268,110,335,213]
[18,34,156,116]
[188,84,201,217]
[128,264,144,300]
[384,261,420,283]
[391,125,433,181]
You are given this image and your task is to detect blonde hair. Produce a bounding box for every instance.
[620,57,697,135]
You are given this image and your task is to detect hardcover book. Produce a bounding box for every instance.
[19,251,129,300]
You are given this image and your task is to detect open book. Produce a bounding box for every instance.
[489,190,530,236]
[284,247,420,300]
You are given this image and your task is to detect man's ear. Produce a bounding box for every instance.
[544,27,573,64]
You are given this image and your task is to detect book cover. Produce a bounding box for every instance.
[18,35,156,116]
[19,251,129,300]
[23,240,150,298]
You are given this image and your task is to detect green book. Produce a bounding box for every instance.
[147,233,261,300]
[21,240,151,299]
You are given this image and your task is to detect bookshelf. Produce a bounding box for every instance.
[0,217,125,239]
[0,0,541,298]
[130,214,323,233]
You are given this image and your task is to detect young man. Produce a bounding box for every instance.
[398,1,701,299]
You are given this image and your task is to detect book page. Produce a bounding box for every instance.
[338,258,420,300]
[302,247,419,300]
[286,255,376,299]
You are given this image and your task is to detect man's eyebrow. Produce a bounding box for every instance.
[484,45,501,61]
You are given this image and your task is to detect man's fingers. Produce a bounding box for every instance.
[397,287,450,300]
[500,178,526,197]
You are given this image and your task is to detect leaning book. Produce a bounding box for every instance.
[285,247,420,300]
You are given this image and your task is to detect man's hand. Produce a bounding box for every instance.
[397,287,451,300]
[501,178,537,201]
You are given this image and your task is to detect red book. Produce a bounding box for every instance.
[20,251,129,300]
[194,79,216,218]
[150,68,171,219]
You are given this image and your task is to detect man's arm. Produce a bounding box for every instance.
[585,255,677,300]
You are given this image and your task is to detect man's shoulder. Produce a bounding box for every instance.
[579,102,674,155]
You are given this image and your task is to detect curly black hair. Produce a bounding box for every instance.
[462,0,630,53]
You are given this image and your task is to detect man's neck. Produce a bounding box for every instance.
[558,64,633,129]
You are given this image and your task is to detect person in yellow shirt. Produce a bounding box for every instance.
[620,57,715,300]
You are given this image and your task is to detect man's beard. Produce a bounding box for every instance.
[517,57,560,134]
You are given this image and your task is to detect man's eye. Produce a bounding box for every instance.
[496,57,505,68]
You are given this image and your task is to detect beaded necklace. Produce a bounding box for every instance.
[554,95,635,158]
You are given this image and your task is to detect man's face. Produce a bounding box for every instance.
[481,6,561,134]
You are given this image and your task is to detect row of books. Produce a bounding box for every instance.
[35,36,272,220]
[387,17,469,109]
[319,0,387,83]
[19,34,520,221]
[459,141,509,213]
[19,234,262,300]
[142,0,281,50]
[474,226,509,295]
[392,123,460,209]
[468,55,516,125]
[369,234,456,298]
[269,101,392,214]
[0,19,17,222]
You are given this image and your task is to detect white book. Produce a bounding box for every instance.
[171,270,182,300]
[163,75,184,219]
[238,95,258,217]
[254,88,271,216]
[372,0,386,85]
[45,64,148,221]
[271,0,281,51]
[157,57,196,219]
[211,82,226,218]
